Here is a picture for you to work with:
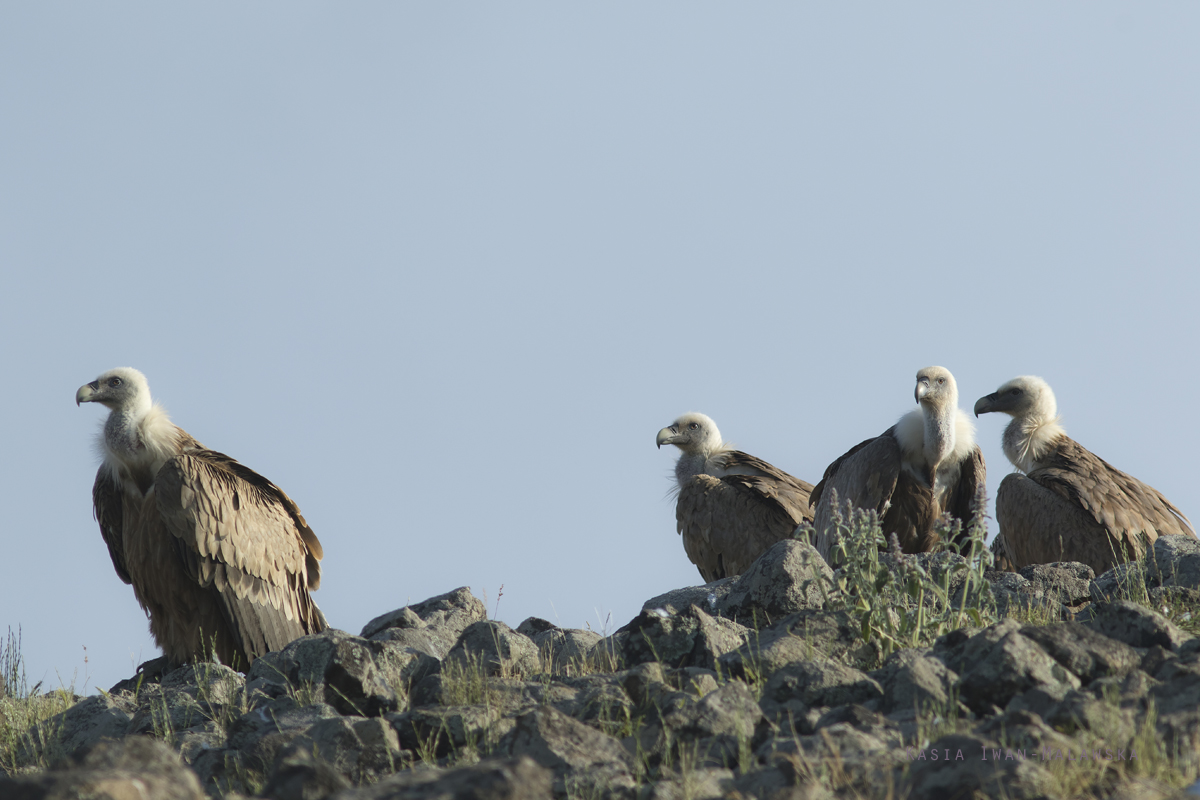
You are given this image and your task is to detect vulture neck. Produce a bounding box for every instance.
[101,402,184,495]
[674,444,734,485]
[896,404,974,498]
[921,400,957,479]
[1002,414,1065,474]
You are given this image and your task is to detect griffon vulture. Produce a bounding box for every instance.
[656,413,814,582]
[811,366,986,563]
[77,367,327,669]
[975,375,1196,575]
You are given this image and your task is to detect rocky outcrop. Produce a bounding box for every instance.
[6,539,1200,800]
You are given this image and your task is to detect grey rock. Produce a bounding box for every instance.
[516,618,602,674]
[262,741,352,800]
[1090,562,1148,603]
[871,648,959,717]
[952,619,1080,714]
[369,627,458,663]
[0,736,206,800]
[445,621,540,678]
[732,759,832,800]
[760,660,882,728]
[717,609,874,682]
[498,706,636,797]
[717,540,833,624]
[390,705,509,759]
[1079,600,1190,651]
[1019,562,1095,603]
[903,733,1053,800]
[361,586,487,641]
[642,578,737,617]
[332,755,554,800]
[601,606,748,671]
[21,692,133,766]
[247,629,401,717]
[640,769,735,800]
[1020,621,1142,684]
[1149,534,1200,589]
[285,716,405,785]
[756,724,902,796]
[655,680,763,769]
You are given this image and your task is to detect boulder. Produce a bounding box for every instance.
[445,621,540,679]
[497,706,637,797]
[903,733,1054,800]
[600,606,747,671]
[717,609,873,682]
[870,648,959,717]
[1079,600,1190,651]
[516,618,602,673]
[1149,534,1200,589]
[0,736,205,800]
[361,587,487,642]
[950,619,1080,714]
[642,577,737,617]
[247,629,401,717]
[333,755,554,800]
[717,540,832,624]
[759,660,882,728]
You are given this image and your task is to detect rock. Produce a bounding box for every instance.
[903,733,1053,800]
[0,736,206,800]
[247,629,401,717]
[717,540,832,624]
[262,742,352,800]
[991,562,1093,616]
[515,618,602,674]
[642,578,737,617]
[390,705,508,759]
[1079,600,1190,651]
[445,621,540,678]
[601,606,747,671]
[283,716,405,785]
[757,724,902,796]
[333,755,554,800]
[1020,622,1142,684]
[717,610,873,682]
[759,661,882,729]
[497,706,636,797]
[20,692,133,766]
[950,619,1080,714]
[870,648,959,718]
[361,587,488,641]
[656,680,763,769]
[1090,562,1147,603]
[1149,534,1200,589]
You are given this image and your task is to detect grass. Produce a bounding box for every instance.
[808,487,997,664]
[0,628,80,776]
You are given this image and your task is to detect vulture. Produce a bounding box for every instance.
[975,375,1196,575]
[77,367,327,669]
[811,366,986,563]
[656,412,814,582]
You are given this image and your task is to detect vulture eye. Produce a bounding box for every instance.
[1010,388,1022,396]
[108,377,123,387]
[688,423,699,431]
[937,377,945,385]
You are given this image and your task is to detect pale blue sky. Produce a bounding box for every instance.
[2,4,1197,693]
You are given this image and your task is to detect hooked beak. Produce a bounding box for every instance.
[75,381,99,407]
[656,426,680,449]
[915,378,930,404]
[973,392,999,418]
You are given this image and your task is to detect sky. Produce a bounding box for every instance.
[2,4,1198,694]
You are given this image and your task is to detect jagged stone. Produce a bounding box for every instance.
[0,736,205,800]
[445,621,540,678]
[279,716,405,785]
[516,618,602,673]
[870,648,958,718]
[717,540,832,624]
[389,705,508,759]
[361,587,487,641]
[1020,621,1141,684]
[732,758,833,800]
[497,706,636,797]
[641,578,737,617]
[19,692,133,766]
[759,660,882,729]
[333,755,554,799]
[247,629,401,717]
[1079,600,1190,651]
[990,562,1093,616]
[641,769,735,800]
[1149,534,1200,589]
[756,724,902,796]
[951,619,1080,714]
[653,680,763,769]
[263,741,352,800]
[903,733,1054,800]
[601,606,747,671]
[717,609,874,682]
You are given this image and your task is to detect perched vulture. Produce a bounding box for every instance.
[975,375,1196,575]
[77,368,327,669]
[656,413,814,582]
[811,366,986,563]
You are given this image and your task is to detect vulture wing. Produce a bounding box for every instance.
[943,444,988,550]
[810,433,901,561]
[155,449,327,663]
[676,473,806,582]
[994,472,1114,572]
[998,437,1196,574]
[719,450,815,520]
[93,470,131,584]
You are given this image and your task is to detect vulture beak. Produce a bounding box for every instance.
[973,392,998,418]
[656,426,679,449]
[75,381,99,406]
[915,379,930,404]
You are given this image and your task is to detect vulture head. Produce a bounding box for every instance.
[656,412,723,457]
[76,367,152,415]
[973,375,1057,422]
[914,366,958,410]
